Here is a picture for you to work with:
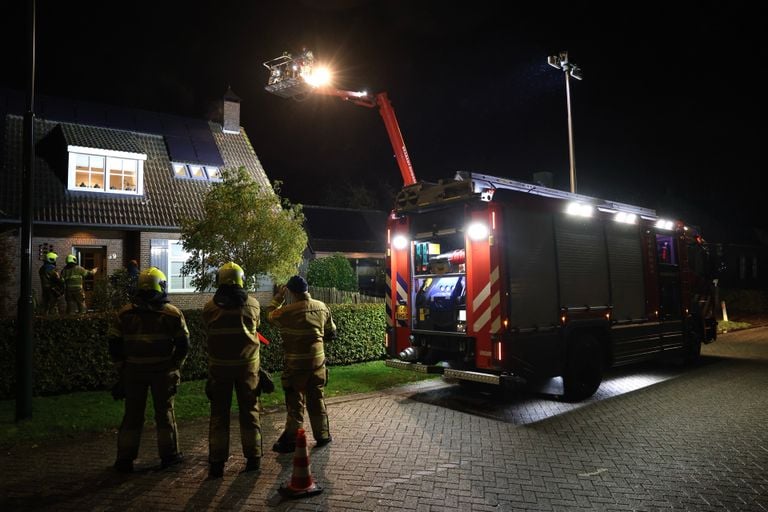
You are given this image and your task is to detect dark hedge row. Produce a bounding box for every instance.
[0,303,386,399]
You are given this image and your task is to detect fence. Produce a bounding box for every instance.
[308,285,384,304]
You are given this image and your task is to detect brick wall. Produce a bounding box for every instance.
[3,227,126,316]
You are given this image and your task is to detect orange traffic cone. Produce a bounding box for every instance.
[279,429,323,499]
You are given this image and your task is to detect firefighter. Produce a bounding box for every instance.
[38,251,64,316]
[107,267,189,473]
[60,254,98,315]
[202,262,263,478]
[266,275,336,452]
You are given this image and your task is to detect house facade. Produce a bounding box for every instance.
[0,88,273,315]
[301,205,388,296]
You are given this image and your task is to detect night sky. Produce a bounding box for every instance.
[2,1,764,232]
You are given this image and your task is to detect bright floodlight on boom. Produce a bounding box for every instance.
[263,49,332,98]
[262,49,418,186]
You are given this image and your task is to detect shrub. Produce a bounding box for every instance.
[0,303,386,399]
[307,254,358,291]
[720,288,768,315]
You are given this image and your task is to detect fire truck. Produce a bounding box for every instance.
[384,172,718,400]
[263,50,718,400]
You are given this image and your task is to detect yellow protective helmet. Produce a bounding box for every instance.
[45,251,58,263]
[138,266,168,293]
[217,262,245,288]
[66,254,77,264]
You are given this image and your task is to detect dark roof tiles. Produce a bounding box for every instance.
[1,115,270,229]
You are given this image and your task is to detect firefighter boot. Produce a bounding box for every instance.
[244,457,261,472]
[113,459,134,473]
[209,462,225,478]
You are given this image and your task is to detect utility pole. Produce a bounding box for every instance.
[17,0,36,421]
[547,51,582,194]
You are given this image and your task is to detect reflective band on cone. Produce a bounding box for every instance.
[279,429,323,499]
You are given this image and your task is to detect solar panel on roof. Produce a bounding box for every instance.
[133,109,163,134]
[160,115,188,137]
[76,102,107,126]
[165,135,198,163]
[105,106,137,132]
[3,88,225,165]
[37,96,76,123]
[0,88,24,115]
[192,138,225,166]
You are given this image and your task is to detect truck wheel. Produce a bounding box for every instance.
[685,324,702,365]
[562,334,603,402]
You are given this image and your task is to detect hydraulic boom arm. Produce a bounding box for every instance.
[263,50,417,186]
[313,87,416,186]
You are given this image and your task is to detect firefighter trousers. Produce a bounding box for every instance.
[65,287,86,315]
[117,364,181,462]
[40,288,60,316]
[280,366,330,443]
[206,365,262,464]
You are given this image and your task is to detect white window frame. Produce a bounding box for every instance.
[67,146,146,195]
[168,240,196,292]
[171,162,223,182]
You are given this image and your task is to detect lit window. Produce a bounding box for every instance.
[68,146,145,195]
[169,241,195,291]
[189,165,206,179]
[171,162,222,182]
[173,163,189,177]
[107,157,138,191]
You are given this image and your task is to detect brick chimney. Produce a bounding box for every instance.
[222,86,241,134]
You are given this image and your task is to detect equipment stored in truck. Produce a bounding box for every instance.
[385,172,717,400]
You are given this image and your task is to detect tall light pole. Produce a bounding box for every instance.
[547,51,582,194]
[17,0,36,420]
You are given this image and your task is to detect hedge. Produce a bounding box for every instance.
[0,303,386,399]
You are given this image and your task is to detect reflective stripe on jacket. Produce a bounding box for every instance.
[61,265,92,289]
[203,296,261,367]
[38,264,61,290]
[108,302,189,364]
[266,292,335,371]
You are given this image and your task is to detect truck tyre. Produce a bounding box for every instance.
[685,323,702,365]
[563,334,603,402]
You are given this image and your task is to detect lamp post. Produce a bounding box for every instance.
[547,51,582,194]
[16,0,36,420]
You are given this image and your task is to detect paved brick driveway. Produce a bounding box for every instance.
[2,328,767,511]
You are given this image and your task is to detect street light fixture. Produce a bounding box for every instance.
[547,51,582,194]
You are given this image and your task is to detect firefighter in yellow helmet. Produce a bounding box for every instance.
[266,275,336,452]
[38,251,64,316]
[202,262,264,478]
[60,254,98,315]
[107,267,189,473]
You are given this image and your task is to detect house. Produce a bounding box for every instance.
[301,205,388,296]
[0,87,273,314]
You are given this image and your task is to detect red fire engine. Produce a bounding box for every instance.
[264,51,718,400]
[385,172,717,400]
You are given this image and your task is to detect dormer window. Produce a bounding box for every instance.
[171,162,222,182]
[68,146,146,195]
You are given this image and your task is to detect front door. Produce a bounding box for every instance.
[73,246,106,310]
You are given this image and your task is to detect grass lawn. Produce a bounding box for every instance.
[0,361,438,449]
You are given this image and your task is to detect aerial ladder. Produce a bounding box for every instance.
[263,49,417,187]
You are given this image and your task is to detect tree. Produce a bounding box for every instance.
[179,167,307,291]
[307,253,358,291]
